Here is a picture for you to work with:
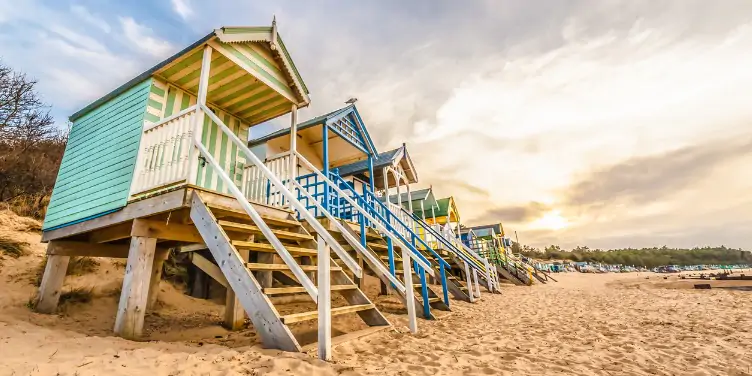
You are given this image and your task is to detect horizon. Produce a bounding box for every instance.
[1,0,750,250]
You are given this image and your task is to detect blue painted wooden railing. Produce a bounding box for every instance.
[327,171,452,310]
[295,169,451,316]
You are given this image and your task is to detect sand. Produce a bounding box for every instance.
[1,218,751,375]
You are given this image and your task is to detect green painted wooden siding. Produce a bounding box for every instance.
[42,79,152,230]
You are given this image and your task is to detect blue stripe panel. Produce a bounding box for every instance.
[43,78,152,230]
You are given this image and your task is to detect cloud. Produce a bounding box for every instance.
[171,0,194,20]
[564,137,752,209]
[119,17,175,58]
[471,202,551,224]
[70,5,111,33]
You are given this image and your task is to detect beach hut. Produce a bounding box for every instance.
[35,24,402,358]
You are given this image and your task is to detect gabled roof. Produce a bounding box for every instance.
[71,23,309,122]
[247,104,377,155]
[335,144,417,183]
[388,187,431,204]
[470,223,504,237]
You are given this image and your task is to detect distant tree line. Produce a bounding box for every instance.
[0,60,67,218]
[514,243,751,269]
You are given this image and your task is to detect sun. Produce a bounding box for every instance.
[532,210,569,231]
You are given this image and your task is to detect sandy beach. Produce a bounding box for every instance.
[1,220,751,375]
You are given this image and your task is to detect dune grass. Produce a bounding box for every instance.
[0,232,28,258]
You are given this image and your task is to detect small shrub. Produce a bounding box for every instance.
[67,256,99,276]
[59,287,93,307]
[0,232,28,258]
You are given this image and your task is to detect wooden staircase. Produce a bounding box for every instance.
[189,194,390,352]
[322,219,451,319]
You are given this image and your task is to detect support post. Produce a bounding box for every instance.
[402,246,418,333]
[114,236,157,339]
[35,252,70,313]
[465,261,475,303]
[147,248,169,310]
[224,249,249,330]
[473,268,481,299]
[317,234,332,361]
[367,155,375,192]
[289,104,298,194]
[322,123,329,212]
[187,44,213,185]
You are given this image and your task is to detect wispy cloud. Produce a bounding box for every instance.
[119,17,175,58]
[171,0,193,21]
[70,5,111,33]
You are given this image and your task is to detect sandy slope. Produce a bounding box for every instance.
[1,216,751,375]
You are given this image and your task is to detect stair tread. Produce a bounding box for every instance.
[219,220,314,241]
[207,204,299,227]
[231,241,317,256]
[246,263,342,272]
[263,285,356,295]
[281,304,376,324]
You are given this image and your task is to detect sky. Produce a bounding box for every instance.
[1,0,750,250]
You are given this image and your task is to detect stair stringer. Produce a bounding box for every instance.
[337,221,434,319]
[438,255,476,302]
[496,264,525,286]
[190,194,302,352]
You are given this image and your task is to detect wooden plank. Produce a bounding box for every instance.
[191,188,293,220]
[281,304,375,325]
[191,253,229,287]
[35,253,70,313]
[132,219,203,243]
[246,263,342,272]
[88,222,133,243]
[207,203,299,227]
[190,194,301,352]
[47,241,130,258]
[179,243,207,253]
[114,236,157,339]
[147,248,169,310]
[225,248,249,330]
[317,234,332,361]
[402,246,418,333]
[42,189,187,242]
[219,220,313,241]
[263,285,356,295]
[232,240,317,256]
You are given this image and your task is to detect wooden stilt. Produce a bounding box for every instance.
[114,236,157,339]
[224,249,249,330]
[191,266,210,298]
[464,262,475,303]
[402,247,418,334]
[256,252,275,287]
[317,235,332,361]
[357,256,366,290]
[147,248,169,310]
[35,252,70,313]
[379,280,388,295]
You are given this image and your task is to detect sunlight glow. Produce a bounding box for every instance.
[532,210,570,231]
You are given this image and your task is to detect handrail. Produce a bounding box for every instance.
[294,152,436,276]
[351,182,451,270]
[200,104,363,279]
[143,105,197,132]
[406,210,487,273]
[194,140,319,301]
[291,179,407,295]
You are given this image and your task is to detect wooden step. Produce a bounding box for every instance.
[246,263,342,272]
[232,241,317,256]
[281,304,376,324]
[219,220,314,241]
[263,285,357,295]
[207,204,299,228]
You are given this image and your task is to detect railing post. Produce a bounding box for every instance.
[418,262,430,319]
[402,245,418,333]
[322,124,329,214]
[317,234,331,360]
[289,104,298,195]
[439,263,449,306]
[387,237,396,280]
[187,45,212,185]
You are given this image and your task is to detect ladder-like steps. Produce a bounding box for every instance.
[246,263,342,272]
[232,240,318,256]
[281,304,376,324]
[207,204,299,228]
[219,220,314,241]
[263,285,357,295]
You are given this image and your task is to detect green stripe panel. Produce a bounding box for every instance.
[43,78,152,230]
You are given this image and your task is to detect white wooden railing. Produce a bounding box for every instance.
[130,106,197,195]
[241,152,292,207]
